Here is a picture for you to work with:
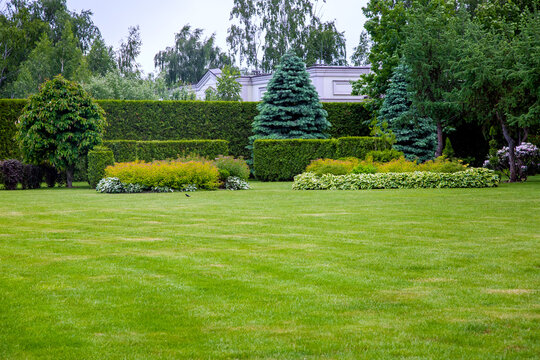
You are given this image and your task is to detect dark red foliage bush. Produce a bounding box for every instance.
[21,164,43,189]
[0,159,23,190]
[42,164,59,188]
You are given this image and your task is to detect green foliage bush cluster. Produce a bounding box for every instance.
[366,149,404,163]
[103,140,229,163]
[253,137,392,181]
[305,158,359,176]
[214,155,250,181]
[292,168,500,190]
[105,160,220,190]
[1,100,372,160]
[87,146,115,188]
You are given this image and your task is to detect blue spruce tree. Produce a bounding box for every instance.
[249,51,330,147]
[379,62,436,162]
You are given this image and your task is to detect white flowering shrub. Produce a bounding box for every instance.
[225,176,250,190]
[151,186,174,193]
[292,168,499,190]
[97,179,199,194]
[484,142,540,181]
[124,183,144,193]
[181,184,198,192]
[96,177,126,193]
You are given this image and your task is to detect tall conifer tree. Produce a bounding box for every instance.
[379,62,436,162]
[250,51,330,146]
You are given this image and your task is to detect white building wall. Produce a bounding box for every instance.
[193,65,371,102]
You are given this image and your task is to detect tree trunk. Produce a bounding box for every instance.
[435,121,444,158]
[66,167,74,188]
[498,113,517,182]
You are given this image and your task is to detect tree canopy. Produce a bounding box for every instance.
[227,0,347,72]
[16,75,106,187]
[154,25,231,86]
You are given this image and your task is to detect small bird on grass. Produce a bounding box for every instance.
[185,194,190,197]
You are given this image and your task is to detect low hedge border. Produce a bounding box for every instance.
[253,137,392,181]
[292,168,500,190]
[103,140,229,163]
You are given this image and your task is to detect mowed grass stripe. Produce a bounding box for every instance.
[0,178,538,359]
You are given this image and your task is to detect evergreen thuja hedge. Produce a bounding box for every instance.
[0,99,372,159]
[253,137,393,181]
[0,100,26,160]
[103,140,229,163]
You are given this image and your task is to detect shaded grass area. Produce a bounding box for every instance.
[0,178,539,359]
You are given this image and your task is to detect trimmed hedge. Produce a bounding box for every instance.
[253,137,393,181]
[292,168,500,190]
[103,140,229,163]
[0,100,25,160]
[0,100,372,159]
[87,146,115,188]
[253,139,338,181]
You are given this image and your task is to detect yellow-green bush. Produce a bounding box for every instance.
[305,158,359,176]
[105,160,220,190]
[357,156,468,173]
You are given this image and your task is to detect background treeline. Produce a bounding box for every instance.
[354,0,539,181]
[0,0,369,101]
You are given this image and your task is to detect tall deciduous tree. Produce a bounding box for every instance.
[250,51,330,148]
[351,0,410,105]
[350,31,371,66]
[227,0,345,72]
[455,11,540,182]
[402,0,463,157]
[302,20,347,66]
[17,75,106,187]
[87,36,116,76]
[154,25,231,85]
[215,66,242,101]
[117,25,142,76]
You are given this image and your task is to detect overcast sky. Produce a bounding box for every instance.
[66,0,368,76]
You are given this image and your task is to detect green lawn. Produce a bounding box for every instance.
[0,178,539,359]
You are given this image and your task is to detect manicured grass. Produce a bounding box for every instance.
[0,178,539,359]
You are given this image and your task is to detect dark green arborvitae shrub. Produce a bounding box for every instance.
[253,137,393,181]
[249,52,331,150]
[442,137,455,158]
[103,140,229,163]
[0,159,23,190]
[21,164,43,189]
[0,100,25,160]
[379,62,436,163]
[87,146,115,188]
